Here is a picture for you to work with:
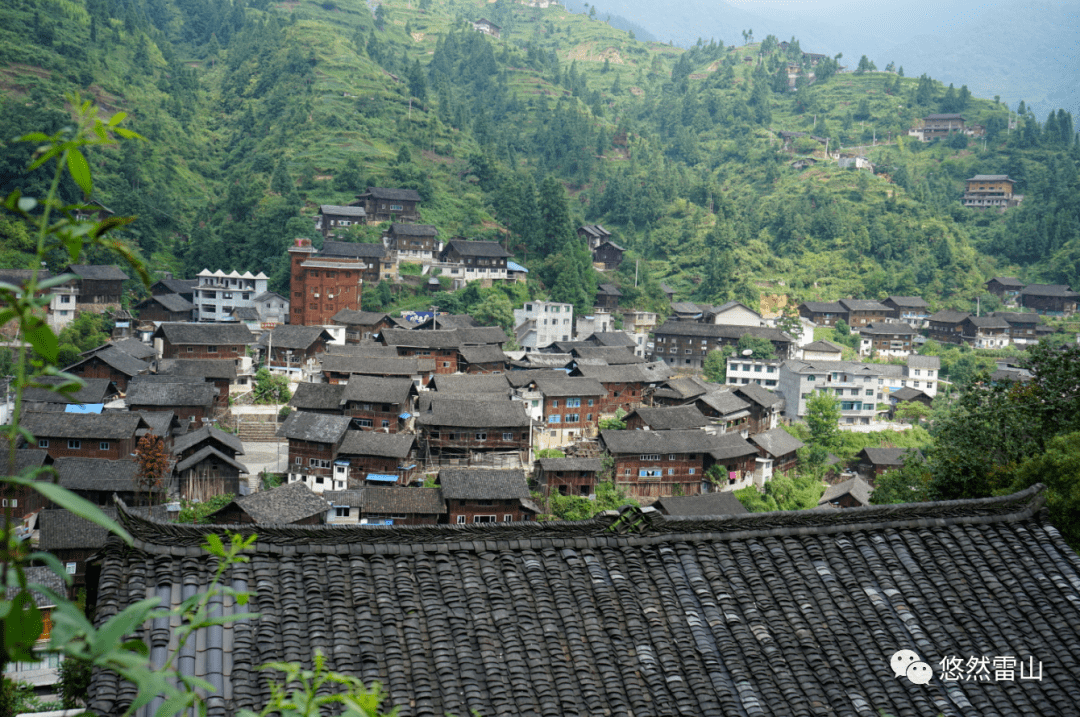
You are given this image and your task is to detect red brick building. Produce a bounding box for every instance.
[287,238,365,326]
[153,322,254,360]
[19,412,150,461]
[437,468,538,523]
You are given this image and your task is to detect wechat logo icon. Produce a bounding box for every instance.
[891,649,933,685]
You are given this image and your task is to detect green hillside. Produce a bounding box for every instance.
[1,0,1078,316]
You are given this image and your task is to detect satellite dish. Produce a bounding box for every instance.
[741,349,753,356]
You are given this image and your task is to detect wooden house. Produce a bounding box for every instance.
[385,224,441,264]
[63,264,128,305]
[623,405,709,432]
[21,376,117,414]
[881,296,931,328]
[352,187,422,224]
[471,17,500,37]
[416,397,532,462]
[694,390,753,435]
[963,175,1020,210]
[331,309,394,344]
[341,376,417,431]
[989,311,1044,344]
[838,299,890,327]
[153,322,254,360]
[985,277,1025,302]
[593,241,625,271]
[595,283,622,311]
[748,427,803,479]
[155,359,236,409]
[150,277,197,303]
[960,315,1011,349]
[437,468,537,523]
[52,457,142,506]
[0,446,53,516]
[926,310,970,344]
[650,492,747,516]
[337,430,416,486]
[535,457,602,498]
[438,240,511,284]
[19,411,149,461]
[569,364,649,415]
[321,354,435,387]
[319,240,393,284]
[172,426,247,502]
[856,447,924,482]
[126,376,217,424]
[458,344,508,374]
[38,507,117,594]
[818,476,873,508]
[63,345,148,392]
[286,238,365,326]
[134,293,195,323]
[532,376,606,447]
[732,383,785,434]
[317,204,367,238]
[797,302,847,327]
[278,412,354,494]
[258,325,334,370]
[289,382,347,415]
[577,224,612,250]
[1019,284,1079,315]
[325,486,446,526]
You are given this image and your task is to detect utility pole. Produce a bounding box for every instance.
[635,258,639,287]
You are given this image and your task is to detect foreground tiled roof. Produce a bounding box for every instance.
[90,486,1080,717]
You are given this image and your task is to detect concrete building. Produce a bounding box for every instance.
[192,269,271,322]
[514,301,574,351]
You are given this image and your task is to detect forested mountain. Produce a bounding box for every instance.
[1,0,1078,315]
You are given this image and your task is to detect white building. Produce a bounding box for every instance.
[514,301,574,351]
[193,269,271,322]
[725,358,782,389]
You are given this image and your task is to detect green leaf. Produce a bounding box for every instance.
[5,592,43,661]
[17,480,133,544]
[91,599,161,656]
[25,552,71,585]
[107,111,128,127]
[24,321,58,363]
[90,214,136,239]
[66,148,93,196]
[16,132,51,143]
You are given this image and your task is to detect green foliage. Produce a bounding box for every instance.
[469,292,514,334]
[545,481,638,521]
[57,655,93,708]
[1006,432,1080,549]
[599,408,627,430]
[702,348,729,383]
[871,455,932,505]
[398,262,423,276]
[253,368,292,404]
[175,493,236,524]
[1,678,61,716]
[734,472,825,512]
[534,448,565,459]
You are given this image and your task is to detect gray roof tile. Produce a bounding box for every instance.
[438,468,529,499]
[276,412,352,443]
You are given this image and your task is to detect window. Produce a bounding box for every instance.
[503,514,513,522]
[66,562,77,574]
[475,432,487,440]
[689,468,696,475]
[68,439,81,449]
[187,346,195,353]
[381,420,390,428]
[1,499,13,507]
[315,476,324,484]
[566,398,581,408]
[390,204,403,211]
[639,469,662,478]
[586,414,593,421]
[473,515,496,523]
[565,413,579,423]
[588,399,594,407]
[502,432,513,441]
[641,454,660,461]
[335,507,350,518]
[99,441,110,451]
[357,419,373,428]
[442,362,450,368]
[295,457,302,465]
[37,439,48,448]
[668,454,676,460]
[531,400,538,407]
[548,415,561,424]
[457,515,466,524]
[624,468,631,475]
[807,375,815,381]
[309,458,331,469]
[552,399,558,408]
[207,345,218,354]
[865,390,873,396]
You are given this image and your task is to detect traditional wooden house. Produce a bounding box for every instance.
[155,359,236,410]
[960,315,1011,349]
[926,310,970,344]
[818,476,873,508]
[652,321,795,369]
[326,486,446,526]
[126,377,217,424]
[532,376,606,447]
[62,264,129,305]
[569,364,650,415]
[428,373,511,399]
[881,296,931,328]
[838,299,890,327]
[858,321,917,357]
[134,293,195,323]
[209,481,330,525]
[320,354,435,387]
[985,277,1025,302]
[379,328,464,374]
[331,309,395,344]
[732,383,785,434]
[437,468,537,523]
[258,325,334,371]
[279,412,354,494]
[577,224,612,249]
[63,345,148,392]
[416,398,532,463]
[19,411,150,461]
[989,311,1044,345]
[337,431,416,486]
[172,426,247,501]
[153,322,254,360]
[21,376,117,413]
[1019,284,1079,315]
[694,389,753,435]
[340,376,417,431]
[623,405,709,432]
[38,507,117,594]
[0,445,52,516]
[748,427,803,479]
[385,224,442,265]
[52,457,142,506]
[352,187,422,224]
[535,457,603,498]
[471,17,500,37]
[317,204,367,238]
[595,283,622,311]
[593,241,625,271]
[797,301,847,327]
[962,175,1020,210]
[288,382,347,415]
[650,376,713,406]
[150,277,197,303]
[458,344,508,373]
[887,386,934,417]
[856,447,924,481]
[438,240,511,285]
[319,240,393,285]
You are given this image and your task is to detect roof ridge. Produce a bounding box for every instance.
[112,485,1047,550]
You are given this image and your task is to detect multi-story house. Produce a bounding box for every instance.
[748,428,803,481]
[732,383,786,434]
[570,364,650,416]
[341,376,417,432]
[725,358,782,388]
[535,457,602,498]
[593,241,625,271]
[331,309,394,343]
[959,315,1011,349]
[858,322,916,357]
[287,238,364,326]
[134,293,195,323]
[126,376,218,424]
[577,224,612,250]
[49,265,129,330]
[926,310,969,345]
[797,302,847,327]
[320,240,395,284]
[64,345,148,392]
[514,301,574,351]
[316,205,367,238]
[438,468,537,524]
[458,344,508,374]
[191,270,273,322]
[153,322,254,360]
[352,187,422,224]
[701,301,764,327]
[985,277,1024,303]
[532,376,606,449]
[416,398,532,463]
[882,296,931,328]
[623,405,710,432]
[379,328,464,374]
[326,486,446,526]
[258,325,334,372]
[963,175,1021,210]
[595,284,622,311]
[155,359,237,409]
[839,299,890,327]
[436,240,511,287]
[989,311,1044,345]
[693,389,753,436]
[1019,284,1078,315]
[336,431,416,486]
[383,224,442,266]
[280,412,354,494]
[621,310,657,358]
[652,322,795,370]
[20,412,150,461]
[910,113,967,141]
[321,354,435,388]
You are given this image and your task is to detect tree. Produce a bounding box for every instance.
[735,333,776,359]
[805,391,840,451]
[702,348,730,383]
[871,455,932,505]
[470,292,514,334]
[252,367,291,404]
[1006,432,1080,549]
[134,433,172,506]
[894,401,930,425]
[855,55,875,74]
[734,472,824,512]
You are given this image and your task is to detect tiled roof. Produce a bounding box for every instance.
[652,376,713,401]
[415,398,531,428]
[968,174,1013,181]
[859,321,917,336]
[696,390,751,416]
[320,241,386,259]
[536,457,603,472]
[107,339,157,361]
[257,325,334,350]
[92,485,1080,717]
[153,322,255,346]
[413,314,482,330]
[438,468,529,499]
[570,346,645,364]
[457,326,509,345]
[322,490,366,507]
[651,492,747,516]
[707,431,760,460]
[504,368,567,388]
[819,476,873,507]
[341,376,414,406]
[988,277,1024,287]
[126,379,216,408]
[218,481,330,524]
[802,339,844,353]
[321,354,434,376]
[361,187,422,202]
[800,301,846,313]
[362,486,445,514]
[38,507,117,550]
[172,425,244,457]
[884,295,930,308]
[443,239,510,258]
[626,405,709,430]
[8,566,66,608]
[533,376,605,398]
[66,345,148,377]
[135,411,176,438]
[839,298,889,312]
[330,309,391,326]
[929,310,970,323]
[289,382,346,412]
[1,446,49,476]
[733,383,784,408]
[890,387,930,402]
[152,278,197,295]
[388,223,439,236]
[587,331,636,348]
[66,264,129,281]
[429,374,510,396]
[600,428,748,456]
[379,328,463,349]
[22,377,113,405]
[906,355,941,369]
[53,457,138,492]
[139,293,194,313]
[319,204,366,217]
[748,427,804,457]
[458,344,507,365]
[989,311,1042,325]
[157,359,237,380]
[671,301,703,314]
[597,283,622,296]
[654,321,793,342]
[175,446,248,475]
[860,447,923,466]
[572,363,651,384]
[276,412,352,443]
[338,431,415,459]
[1020,283,1078,297]
[19,411,147,440]
[965,315,1010,329]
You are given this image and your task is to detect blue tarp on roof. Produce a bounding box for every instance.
[399,412,411,419]
[507,261,528,273]
[66,403,104,414]
[366,474,398,482]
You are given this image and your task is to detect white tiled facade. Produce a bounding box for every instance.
[514,301,574,350]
